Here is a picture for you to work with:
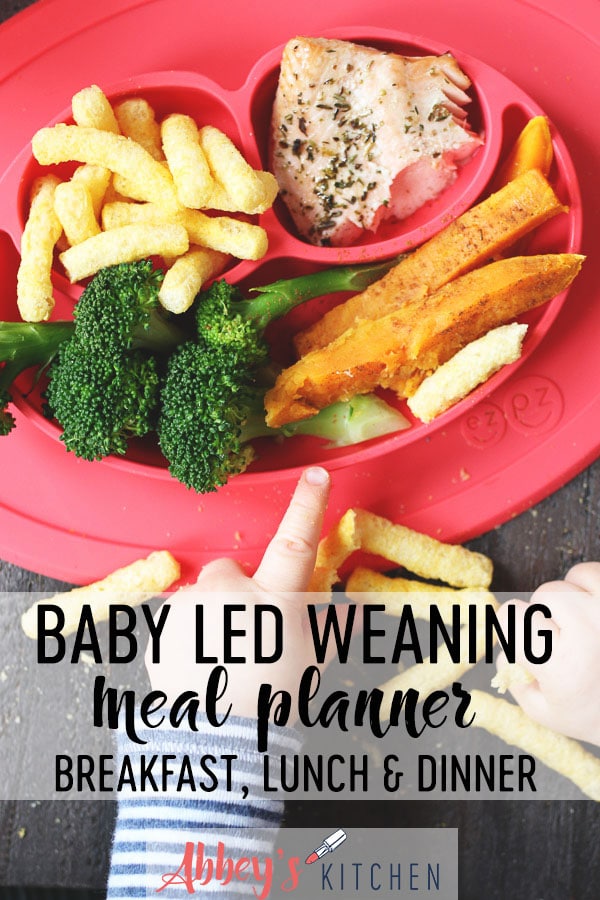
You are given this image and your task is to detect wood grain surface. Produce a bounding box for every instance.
[0,1,598,897]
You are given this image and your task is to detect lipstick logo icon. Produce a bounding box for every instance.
[305,829,347,865]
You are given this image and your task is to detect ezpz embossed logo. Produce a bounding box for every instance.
[503,375,564,436]
[155,828,458,898]
[461,400,506,448]
[461,375,564,448]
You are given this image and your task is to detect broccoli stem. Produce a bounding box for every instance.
[238,256,405,331]
[0,310,183,370]
[241,392,409,448]
[131,307,187,353]
[0,309,184,438]
[288,394,410,447]
[0,321,75,381]
[0,322,76,434]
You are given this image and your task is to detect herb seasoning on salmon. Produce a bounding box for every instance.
[270,36,483,246]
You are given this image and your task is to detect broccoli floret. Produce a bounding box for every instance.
[0,261,178,448]
[158,279,409,492]
[46,341,162,459]
[0,387,15,436]
[2,256,408,481]
[159,340,258,491]
[44,260,185,460]
[195,280,268,368]
[69,259,182,355]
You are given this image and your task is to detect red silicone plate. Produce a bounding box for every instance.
[0,28,579,474]
[0,0,597,585]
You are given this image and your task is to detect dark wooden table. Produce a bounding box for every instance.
[0,1,598,896]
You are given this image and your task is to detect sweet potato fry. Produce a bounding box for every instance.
[264,253,584,427]
[491,116,554,191]
[294,169,566,356]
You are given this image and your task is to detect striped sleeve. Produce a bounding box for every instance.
[106,715,302,899]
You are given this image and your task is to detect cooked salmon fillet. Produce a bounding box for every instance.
[270,36,482,246]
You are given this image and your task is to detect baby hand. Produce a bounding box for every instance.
[145,466,340,719]
[495,562,600,747]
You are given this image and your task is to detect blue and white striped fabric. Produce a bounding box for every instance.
[106,716,302,898]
